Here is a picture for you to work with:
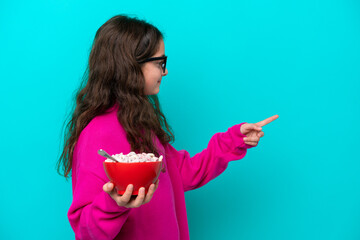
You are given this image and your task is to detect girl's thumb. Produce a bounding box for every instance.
[104,182,113,192]
[253,125,262,131]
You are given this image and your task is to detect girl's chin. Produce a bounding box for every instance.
[145,88,160,95]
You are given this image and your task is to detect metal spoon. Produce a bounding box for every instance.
[98,149,119,162]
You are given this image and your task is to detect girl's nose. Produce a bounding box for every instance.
[163,68,168,76]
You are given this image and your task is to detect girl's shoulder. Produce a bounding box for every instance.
[80,106,126,142]
[74,106,131,169]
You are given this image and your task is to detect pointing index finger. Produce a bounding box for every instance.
[256,115,279,127]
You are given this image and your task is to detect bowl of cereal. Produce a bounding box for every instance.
[102,151,163,195]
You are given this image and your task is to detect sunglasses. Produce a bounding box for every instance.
[139,56,167,73]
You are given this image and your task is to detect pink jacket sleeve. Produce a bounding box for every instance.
[164,123,252,192]
[68,120,132,240]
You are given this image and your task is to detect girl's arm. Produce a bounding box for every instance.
[164,123,253,192]
[68,170,131,239]
[67,119,132,240]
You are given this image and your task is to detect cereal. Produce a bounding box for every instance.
[105,151,163,163]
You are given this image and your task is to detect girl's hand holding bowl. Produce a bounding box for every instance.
[103,180,159,208]
[101,152,163,208]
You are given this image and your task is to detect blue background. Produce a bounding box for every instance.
[1,0,359,239]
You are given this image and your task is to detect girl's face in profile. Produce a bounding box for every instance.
[142,39,168,95]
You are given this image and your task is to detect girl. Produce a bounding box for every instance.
[57,14,278,240]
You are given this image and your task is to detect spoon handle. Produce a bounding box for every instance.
[98,149,119,162]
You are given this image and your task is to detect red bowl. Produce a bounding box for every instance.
[103,161,162,195]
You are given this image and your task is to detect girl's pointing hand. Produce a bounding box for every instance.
[240,115,279,147]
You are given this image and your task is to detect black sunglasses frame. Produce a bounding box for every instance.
[139,56,167,73]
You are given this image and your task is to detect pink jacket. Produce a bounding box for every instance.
[68,106,252,239]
